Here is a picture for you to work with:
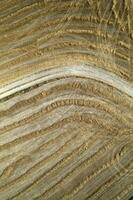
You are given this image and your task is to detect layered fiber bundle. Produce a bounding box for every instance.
[0,0,133,199]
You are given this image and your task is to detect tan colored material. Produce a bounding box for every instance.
[0,0,133,200]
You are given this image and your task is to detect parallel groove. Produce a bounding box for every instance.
[0,0,132,199]
[1,96,132,135]
[33,145,132,200]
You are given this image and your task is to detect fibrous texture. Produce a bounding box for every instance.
[0,0,133,200]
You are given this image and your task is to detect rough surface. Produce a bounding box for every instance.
[0,0,133,200]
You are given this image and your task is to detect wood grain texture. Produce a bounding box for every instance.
[0,0,133,200]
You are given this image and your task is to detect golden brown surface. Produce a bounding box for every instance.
[0,0,133,200]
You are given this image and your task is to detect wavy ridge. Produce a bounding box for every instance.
[0,0,132,200]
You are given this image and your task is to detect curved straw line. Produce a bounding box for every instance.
[0,65,133,99]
